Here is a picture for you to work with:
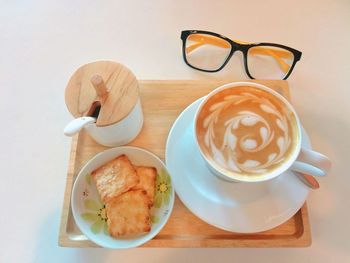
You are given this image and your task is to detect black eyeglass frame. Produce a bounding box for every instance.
[181,30,302,80]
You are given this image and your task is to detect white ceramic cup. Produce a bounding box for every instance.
[194,82,331,183]
[64,99,143,147]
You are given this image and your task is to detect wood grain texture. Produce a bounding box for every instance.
[65,61,139,127]
[59,80,311,248]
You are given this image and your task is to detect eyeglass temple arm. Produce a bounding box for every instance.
[186,35,291,73]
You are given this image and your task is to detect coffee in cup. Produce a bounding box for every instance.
[195,82,330,182]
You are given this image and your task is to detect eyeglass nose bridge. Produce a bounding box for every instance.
[225,42,249,66]
[214,43,248,77]
[230,40,250,53]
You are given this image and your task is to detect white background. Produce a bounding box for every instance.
[1,0,349,262]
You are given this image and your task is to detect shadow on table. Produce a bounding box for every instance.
[33,208,111,263]
[32,206,168,262]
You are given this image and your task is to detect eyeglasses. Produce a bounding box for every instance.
[181,30,302,80]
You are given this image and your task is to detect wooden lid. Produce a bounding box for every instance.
[65,61,139,127]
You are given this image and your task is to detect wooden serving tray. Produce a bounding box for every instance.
[59,80,311,248]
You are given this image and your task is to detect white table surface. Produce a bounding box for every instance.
[1,0,349,262]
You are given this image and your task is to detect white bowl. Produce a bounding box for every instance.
[71,146,174,249]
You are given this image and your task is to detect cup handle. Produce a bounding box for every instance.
[290,148,331,177]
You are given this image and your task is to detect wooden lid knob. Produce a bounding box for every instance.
[65,61,139,127]
[90,74,108,98]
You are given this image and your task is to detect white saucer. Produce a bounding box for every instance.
[166,98,310,233]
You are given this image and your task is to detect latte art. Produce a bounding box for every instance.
[196,86,299,177]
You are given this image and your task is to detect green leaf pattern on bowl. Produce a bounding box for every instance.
[154,169,172,208]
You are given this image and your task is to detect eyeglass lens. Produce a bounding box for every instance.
[247,46,294,79]
[185,34,231,71]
